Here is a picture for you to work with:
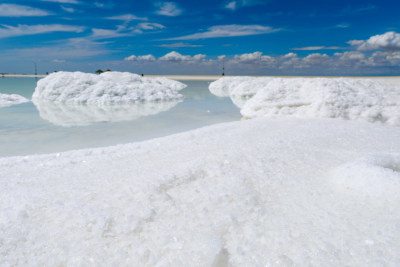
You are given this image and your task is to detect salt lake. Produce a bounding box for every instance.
[0,77,241,157]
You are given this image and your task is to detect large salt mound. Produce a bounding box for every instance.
[33,99,181,126]
[210,77,400,125]
[0,93,30,107]
[32,71,187,104]
[209,76,273,107]
[1,118,400,265]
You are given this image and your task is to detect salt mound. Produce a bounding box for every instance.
[209,77,273,107]
[32,71,187,104]
[0,93,30,107]
[33,99,182,127]
[241,78,400,125]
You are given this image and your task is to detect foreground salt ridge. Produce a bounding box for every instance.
[0,93,30,107]
[210,77,400,125]
[1,118,400,266]
[32,71,187,104]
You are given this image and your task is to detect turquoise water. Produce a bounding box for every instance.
[0,78,241,157]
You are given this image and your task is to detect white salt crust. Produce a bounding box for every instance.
[1,118,400,266]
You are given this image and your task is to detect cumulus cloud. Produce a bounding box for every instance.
[0,24,84,39]
[158,42,203,48]
[124,54,156,61]
[349,31,400,51]
[155,2,182,16]
[166,24,280,40]
[232,52,275,65]
[106,14,148,21]
[119,49,400,75]
[159,51,207,62]
[0,4,51,17]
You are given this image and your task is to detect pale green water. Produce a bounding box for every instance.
[0,78,241,157]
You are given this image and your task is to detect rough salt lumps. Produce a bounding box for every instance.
[32,71,187,104]
[0,93,30,107]
[209,77,400,125]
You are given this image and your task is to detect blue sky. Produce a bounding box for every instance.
[0,0,399,75]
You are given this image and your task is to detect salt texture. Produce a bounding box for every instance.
[0,93,30,107]
[210,77,400,125]
[1,118,400,265]
[33,99,182,126]
[32,71,187,104]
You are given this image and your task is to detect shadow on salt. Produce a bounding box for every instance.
[32,99,182,127]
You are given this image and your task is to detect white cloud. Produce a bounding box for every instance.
[292,46,346,51]
[125,54,156,61]
[349,31,400,51]
[136,23,165,30]
[61,6,75,13]
[159,51,207,62]
[224,0,263,11]
[41,0,80,4]
[0,24,85,39]
[167,24,280,40]
[158,42,203,48]
[106,14,148,21]
[225,1,237,10]
[91,28,129,39]
[155,2,182,16]
[233,51,274,63]
[91,22,165,39]
[53,59,66,63]
[0,4,51,17]
[218,55,227,61]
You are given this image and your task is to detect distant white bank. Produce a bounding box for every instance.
[0,93,30,107]
[32,71,187,104]
[210,77,400,125]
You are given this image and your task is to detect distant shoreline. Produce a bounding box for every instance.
[1,73,400,82]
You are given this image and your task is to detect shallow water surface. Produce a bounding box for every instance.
[0,78,241,157]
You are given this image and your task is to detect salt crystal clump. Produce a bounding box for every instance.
[34,99,182,127]
[0,93,30,107]
[212,77,400,125]
[32,71,187,104]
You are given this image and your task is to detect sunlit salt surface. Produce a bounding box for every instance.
[0,77,241,157]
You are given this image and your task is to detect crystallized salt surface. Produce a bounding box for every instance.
[1,118,400,266]
[33,99,182,126]
[32,71,187,104]
[210,77,400,125]
[0,93,30,107]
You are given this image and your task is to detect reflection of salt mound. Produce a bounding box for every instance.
[331,155,400,201]
[33,99,181,126]
[32,71,186,104]
[0,93,30,107]
[209,77,273,107]
[213,77,400,125]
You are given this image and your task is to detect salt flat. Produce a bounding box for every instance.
[0,75,399,266]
